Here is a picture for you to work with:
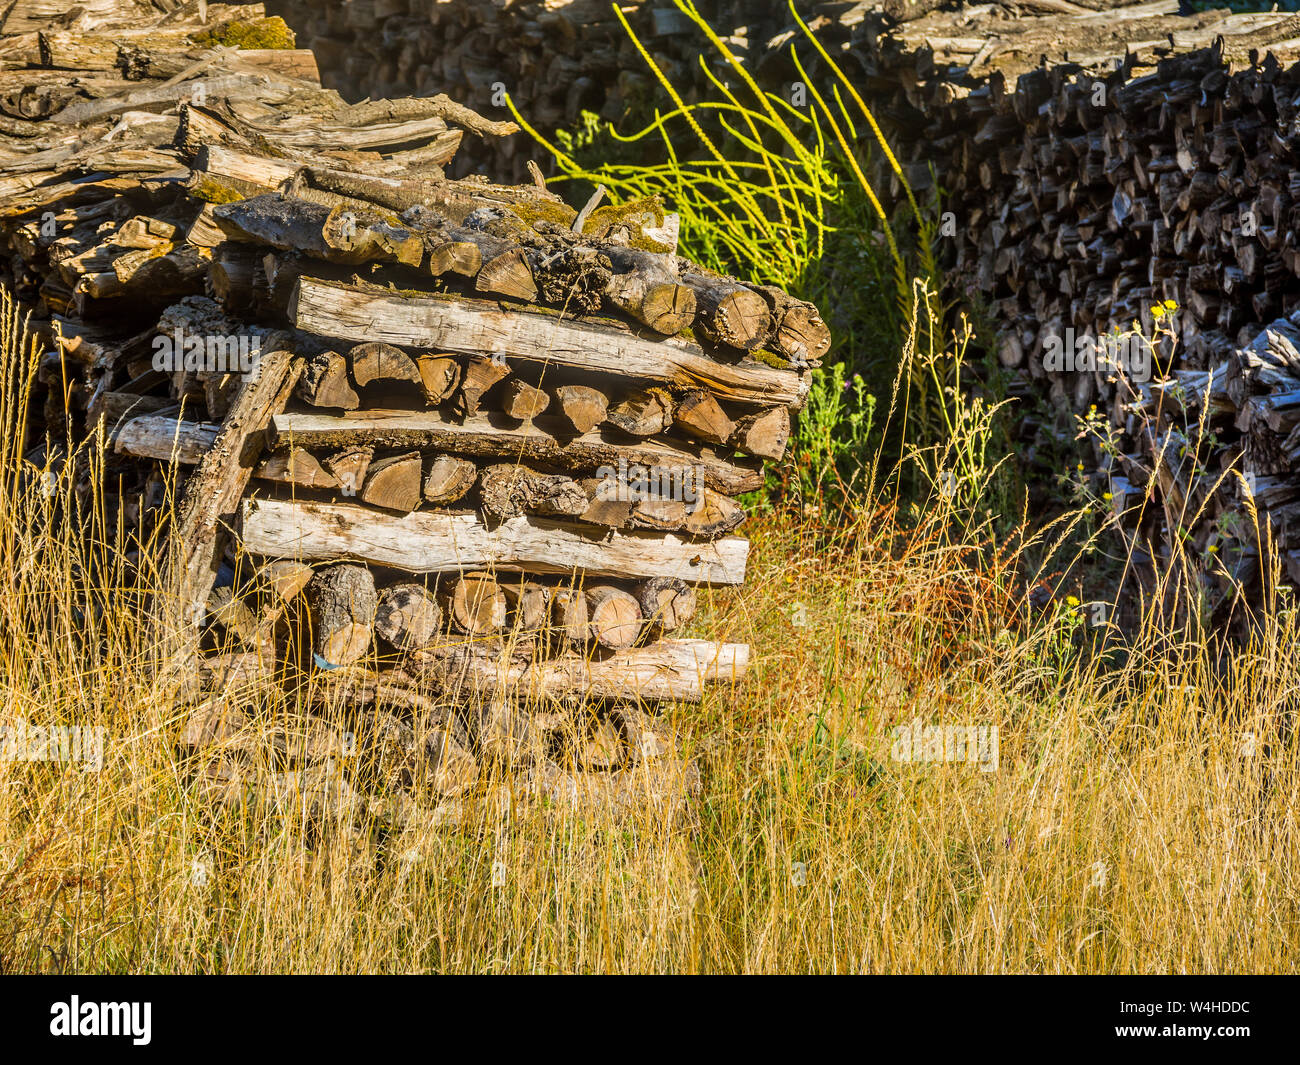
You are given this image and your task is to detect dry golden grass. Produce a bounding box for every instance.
[0,299,1297,974]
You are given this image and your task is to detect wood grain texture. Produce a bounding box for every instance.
[268,408,763,495]
[239,498,749,585]
[173,346,302,630]
[114,414,219,464]
[289,277,808,408]
[411,638,750,702]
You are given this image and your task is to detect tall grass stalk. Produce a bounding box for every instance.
[0,275,1297,972]
[509,0,957,504]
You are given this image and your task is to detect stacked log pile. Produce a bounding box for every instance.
[262,0,770,183]
[256,1,1167,180]
[0,0,820,823]
[262,0,1300,623]
[774,0,1300,624]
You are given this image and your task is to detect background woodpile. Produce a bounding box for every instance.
[782,0,1300,626]
[262,0,780,183]
[0,0,820,823]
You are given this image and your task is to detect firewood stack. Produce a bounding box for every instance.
[771,1,1300,625]
[187,177,819,721]
[0,0,821,820]
[261,0,768,183]
[260,0,1300,623]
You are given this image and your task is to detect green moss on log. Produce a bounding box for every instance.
[192,16,296,50]
[506,200,578,230]
[580,196,673,252]
[187,175,245,205]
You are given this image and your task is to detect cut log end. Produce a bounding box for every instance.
[349,341,421,390]
[361,451,422,513]
[375,583,442,650]
[637,576,697,634]
[443,574,507,635]
[306,563,376,667]
[585,584,642,650]
[298,350,360,410]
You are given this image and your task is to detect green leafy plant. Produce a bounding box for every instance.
[792,361,876,503]
[507,0,958,504]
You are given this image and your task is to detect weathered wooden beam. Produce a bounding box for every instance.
[288,277,808,408]
[174,347,302,627]
[114,414,219,464]
[410,637,750,702]
[238,498,749,585]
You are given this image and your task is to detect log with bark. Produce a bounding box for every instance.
[0,2,819,811]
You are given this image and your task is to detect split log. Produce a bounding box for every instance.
[576,714,626,770]
[305,563,376,667]
[584,584,642,650]
[478,463,587,521]
[260,560,315,607]
[177,697,249,749]
[501,577,549,631]
[424,232,481,277]
[210,242,262,315]
[349,341,421,390]
[455,354,510,416]
[607,387,673,437]
[500,378,550,424]
[422,454,478,504]
[674,389,735,446]
[550,587,589,646]
[731,406,791,461]
[475,245,536,302]
[360,451,422,512]
[414,353,460,404]
[374,583,442,651]
[442,574,506,635]
[616,705,671,765]
[416,215,536,298]
[196,651,266,693]
[206,585,261,649]
[321,446,373,497]
[256,445,338,490]
[297,349,360,410]
[553,383,608,434]
[631,487,746,539]
[637,576,697,635]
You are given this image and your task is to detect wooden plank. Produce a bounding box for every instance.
[289,277,808,408]
[411,638,750,702]
[239,498,749,585]
[173,347,302,628]
[269,409,762,495]
[194,143,298,192]
[114,414,218,464]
